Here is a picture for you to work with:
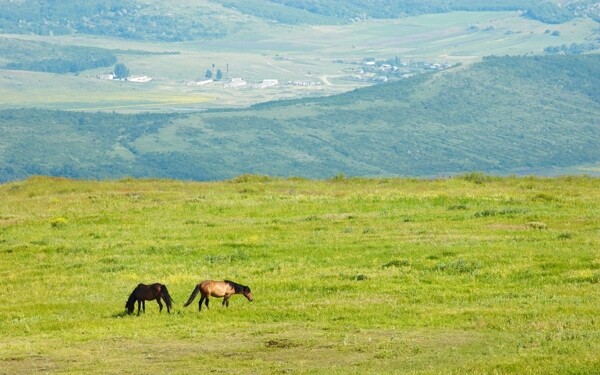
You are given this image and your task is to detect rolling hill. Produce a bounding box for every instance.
[1,54,599,182]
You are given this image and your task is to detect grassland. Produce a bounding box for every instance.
[1,175,599,374]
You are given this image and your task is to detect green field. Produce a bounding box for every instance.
[1,175,599,373]
[1,11,598,112]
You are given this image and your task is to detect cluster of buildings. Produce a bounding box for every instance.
[95,56,454,90]
[354,58,455,83]
[186,77,281,89]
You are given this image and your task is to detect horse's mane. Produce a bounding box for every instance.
[125,290,137,309]
[224,280,248,293]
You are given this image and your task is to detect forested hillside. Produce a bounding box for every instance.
[246,0,576,23]
[0,38,117,74]
[0,0,589,40]
[0,37,177,74]
[1,54,599,182]
[0,0,235,41]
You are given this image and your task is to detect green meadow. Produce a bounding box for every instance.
[1,175,599,374]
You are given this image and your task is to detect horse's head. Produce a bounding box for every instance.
[125,300,135,315]
[243,287,254,302]
[125,296,136,314]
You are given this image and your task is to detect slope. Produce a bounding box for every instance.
[1,54,599,182]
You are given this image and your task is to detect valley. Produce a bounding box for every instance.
[1,11,598,112]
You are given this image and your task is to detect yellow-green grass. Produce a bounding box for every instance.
[1,12,598,112]
[1,175,599,374]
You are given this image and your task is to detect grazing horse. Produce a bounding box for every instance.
[183,280,253,311]
[125,283,173,315]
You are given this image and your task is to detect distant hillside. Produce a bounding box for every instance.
[240,0,573,23]
[0,37,177,74]
[1,54,599,182]
[0,0,586,40]
[0,0,237,41]
[0,38,117,74]
[224,0,595,24]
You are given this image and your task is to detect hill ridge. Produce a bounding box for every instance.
[1,54,599,182]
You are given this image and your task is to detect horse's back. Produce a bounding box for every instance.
[199,280,231,297]
[199,280,217,292]
[133,283,147,295]
[134,283,164,300]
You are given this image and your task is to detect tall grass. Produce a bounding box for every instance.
[0,176,599,374]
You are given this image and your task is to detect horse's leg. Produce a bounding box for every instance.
[137,300,141,316]
[157,298,163,313]
[198,296,205,311]
[142,300,146,314]
[205,297,210,309]
[223,296,230,307]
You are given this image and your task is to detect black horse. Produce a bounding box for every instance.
[125,283,173,315]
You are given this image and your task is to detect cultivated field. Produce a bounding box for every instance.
[1,175,599,374]
[1,11,598,112]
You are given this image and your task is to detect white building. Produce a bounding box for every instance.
[225,77,247,88]
[256,79,279,88]
[126,75,153,83]
[96,73,114,80]
[187,79,213,86]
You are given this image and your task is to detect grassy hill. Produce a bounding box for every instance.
[1,54,599,182]
[1,175,599,373]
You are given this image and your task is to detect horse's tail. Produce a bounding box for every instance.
[161,284,174,309]
[183,284,200,307]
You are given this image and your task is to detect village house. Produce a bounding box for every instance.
[186,79,213,86]
[96,73,115,80]
[125,75,153,83]
[254,79,279,88]
[225,77,247,88]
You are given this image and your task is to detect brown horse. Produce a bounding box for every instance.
[183,280,253,311]
[125,283,173,315]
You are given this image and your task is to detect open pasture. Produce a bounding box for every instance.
[1,175,599,373]
[1,11,598,112]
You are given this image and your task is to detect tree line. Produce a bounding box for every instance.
[0,38,118,74]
